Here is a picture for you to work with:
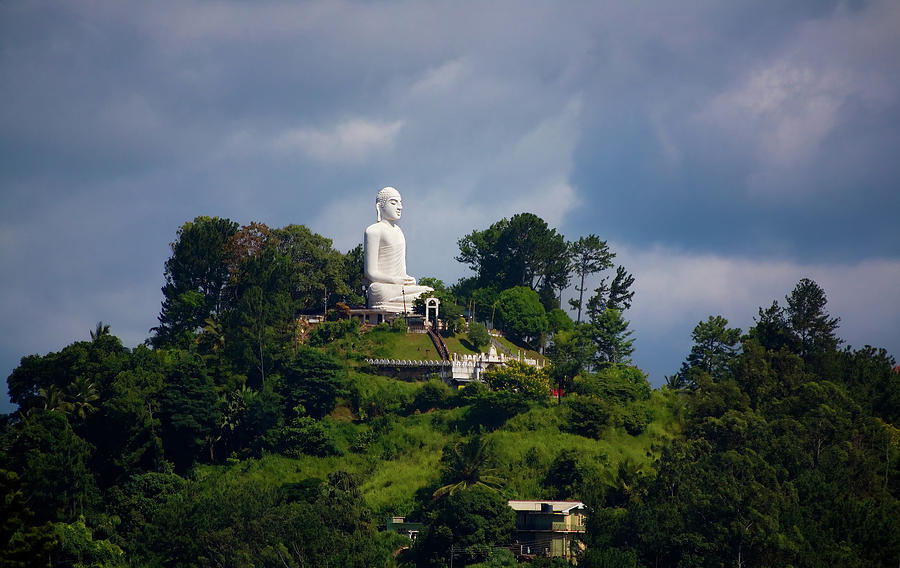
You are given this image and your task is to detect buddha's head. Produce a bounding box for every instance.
[376,186,402,222]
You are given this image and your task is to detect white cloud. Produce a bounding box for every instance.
[690,0,900,199]
[409,58,469,96]
[698,61,850,175]
[506,96,582,179]
[595,244,900,381]
[552,241,900,382]
[273,118,405,163]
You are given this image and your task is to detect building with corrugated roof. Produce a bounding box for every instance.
[507,500,586,560]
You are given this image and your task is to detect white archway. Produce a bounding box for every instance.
[425,297,441,329]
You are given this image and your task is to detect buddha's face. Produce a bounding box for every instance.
[379,192,402,221]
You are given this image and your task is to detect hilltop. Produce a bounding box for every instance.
[1,215,898,567]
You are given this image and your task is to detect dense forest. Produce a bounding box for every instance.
[2,214,898,567]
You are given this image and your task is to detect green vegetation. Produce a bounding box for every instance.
[369,330,441,360]
[442,334,483,355]
[2,215,897,567]
[492,335,545,362]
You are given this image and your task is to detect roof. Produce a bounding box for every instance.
[507,500,586,514]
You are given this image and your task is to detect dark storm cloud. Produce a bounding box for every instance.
[2,1,898,411]
[568,0,900,261]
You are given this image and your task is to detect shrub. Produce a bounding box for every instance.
[545,449,587,500]
[309,318,360,346]
[563,396,612,439]
[467,321,491,351]
[571,364,651,403]
[280,416,339,457]
[622,405,652,436]
[411,380,454,412]
[482,361,550,403]
[461,383,531,431]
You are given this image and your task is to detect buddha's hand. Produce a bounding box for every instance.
[403,275,417,285]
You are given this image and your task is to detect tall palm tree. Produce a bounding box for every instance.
[66,376,99,420]
[39,384,71,413]
[90,321,111,342]
[200,317,225,352]
[599,457,646,505]
[433,436,504,499]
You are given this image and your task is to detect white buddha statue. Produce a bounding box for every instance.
[364,187,433,312]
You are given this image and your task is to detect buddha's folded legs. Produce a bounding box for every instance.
[367,282,434,313]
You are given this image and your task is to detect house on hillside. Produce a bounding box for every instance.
[507,500,586,561]
[384,516,426,541]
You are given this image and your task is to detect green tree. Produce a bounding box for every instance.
[568,235,614,323]
[461,383,532,431]
[607,266,635,310]
[37,384,69,414]
[341,243,366,306]
[280,346,345,420]
[0,412,98,523]
[280,414,338,458]
[153,216,239,347]
[546,325,593,399]
[89,321,110,342]
[419,485,516,565]
[625,439,794,567]
[471,285,501,324]
[590,308,634,366]
[585,265,635,320]
[679,315,742,384]
[98,349,166,479]
[842,345,899,423]
[597,456,649,507]
[9,333,130,416]
[230,384,284,456]
[158,350,222,470]
[467,321,491,352]
[52,516,126,568]
[563,396,614,439]
[274,224,351,312]
[496,286,548,348]
[748,301,796,352]
[222,223,298,385]
[125,470,391,567]
[64,376,99,422]
[570,364,651,404]
[0,469,58,568]
[545,449,594,499]
[482,360,550,402]
[456,213,570,301]
[785,278,841,359]
[433,436,504,499]
[547,307,575,335]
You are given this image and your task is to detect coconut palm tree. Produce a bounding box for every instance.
[66,376,99,420]
[598,456,646,506]
[90,321,111,342]
[39,384,71,413]
[433,436,504,499]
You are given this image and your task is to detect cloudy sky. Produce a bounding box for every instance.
[2,1,899,412]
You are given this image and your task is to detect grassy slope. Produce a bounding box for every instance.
[492,335,546,363]
[366,329,546,361]
[196,329,683,523]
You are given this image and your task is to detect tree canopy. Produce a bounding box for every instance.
[3,209,897,568]
[456,213,570,302]
[495,286,548,348]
